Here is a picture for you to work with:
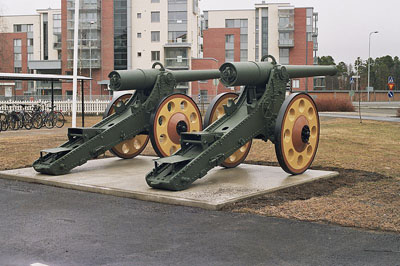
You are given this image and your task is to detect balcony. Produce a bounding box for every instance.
[165,57,189,69]
[312,27,318,37]
[67,58,101,69]
[278,23,294,31]
[67,0,101,11]
[278,39,294,48]
[313,42,318,51]
[67,40,101,50]
[53,42,62,50]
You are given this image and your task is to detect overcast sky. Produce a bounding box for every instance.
[1,0,399,65]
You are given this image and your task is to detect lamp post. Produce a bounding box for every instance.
[89,20,94,101]
[367,31,378,102]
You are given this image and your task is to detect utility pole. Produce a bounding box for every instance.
[367,31,378,102]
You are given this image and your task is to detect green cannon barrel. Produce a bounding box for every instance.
[219,61,337,87]
[109,68,221,91]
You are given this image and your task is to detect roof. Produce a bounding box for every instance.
[0,73,92,82]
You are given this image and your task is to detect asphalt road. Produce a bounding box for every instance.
[0,179,399,266]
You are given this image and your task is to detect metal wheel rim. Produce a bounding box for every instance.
[150,94,202,157]
[204,92,252,168]
[105,93,149,159]
[275,93,320,175]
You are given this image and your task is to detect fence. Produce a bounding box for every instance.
[0,94,218,116]
[0,99,110,115]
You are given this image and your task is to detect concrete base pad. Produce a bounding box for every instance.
[0,156,338,210]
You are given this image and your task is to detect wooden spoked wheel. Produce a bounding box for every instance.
[204,92,252,168]
[104,93,149,159]
[150,94,202,157]
[275,93,320,175]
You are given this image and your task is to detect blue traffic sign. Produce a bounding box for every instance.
[388,91,394,98]
[350,77,354,84]
[388,76,394,84]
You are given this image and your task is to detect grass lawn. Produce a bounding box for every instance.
[0,116,399,232]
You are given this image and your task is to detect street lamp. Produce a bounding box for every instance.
[89,20,95,101]
[367,31,378,102]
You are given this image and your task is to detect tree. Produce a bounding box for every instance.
[317,56,335,65]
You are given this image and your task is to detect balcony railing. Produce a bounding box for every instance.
[278,23,294,31]
[67,40,101,49]
[67,58,101,69]
[164,58,189,69]
[278,39,294,47]
[53,42,62,50]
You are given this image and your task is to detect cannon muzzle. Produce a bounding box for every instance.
[219,61,337,87]
[109,68,221,91]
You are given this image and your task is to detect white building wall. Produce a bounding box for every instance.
[37,9,61,61]
[131,0,199,69]
[131,0,168,69]
[266,5,280,62]
[187,1,199,58]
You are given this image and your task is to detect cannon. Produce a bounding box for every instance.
[146,55,337,191]
[33,63,220,175]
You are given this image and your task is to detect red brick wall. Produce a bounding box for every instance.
[191,58,219,97]
[203,28,241,64]
[290,8,314,91]
[0,32,28,96]
[202,28,241,94]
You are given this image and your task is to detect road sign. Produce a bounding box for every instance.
[388,76,394,84]
[350,77,354,84]
[388,91,394,98]
[349,90,355,97]
[388,83,395,90]
[366,86,374,92]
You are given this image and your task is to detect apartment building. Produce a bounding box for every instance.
[61,0,200,96]
[0,9,62,97]
[195,2,319,96]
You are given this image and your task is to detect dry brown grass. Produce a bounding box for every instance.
[315,97,355,112]
[1,116,399,232]
[230,118,400,232]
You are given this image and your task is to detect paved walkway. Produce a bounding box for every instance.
[0,178,399,266]
[320,112,400,122]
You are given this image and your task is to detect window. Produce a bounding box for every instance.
[27,24,33,32]
[151,51,160,61]
[14,67,22,73]
[137,52,142,57]
[225,34,235,62]
[292,79,300,89]
[14,53,22,60]
[151,0,160,2]
[27,38,34,46]
[151,31,160,42]
[13,25,22,32]
[137,13,141,19]
[307,17,312,26]
[28,53,34,61]
[200,90,208,103]
[151,11,160,22]
[14,39,22,47]
[226,19,248,61]
[137,32,142,38]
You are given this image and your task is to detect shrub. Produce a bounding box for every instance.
[314,97,355,112]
